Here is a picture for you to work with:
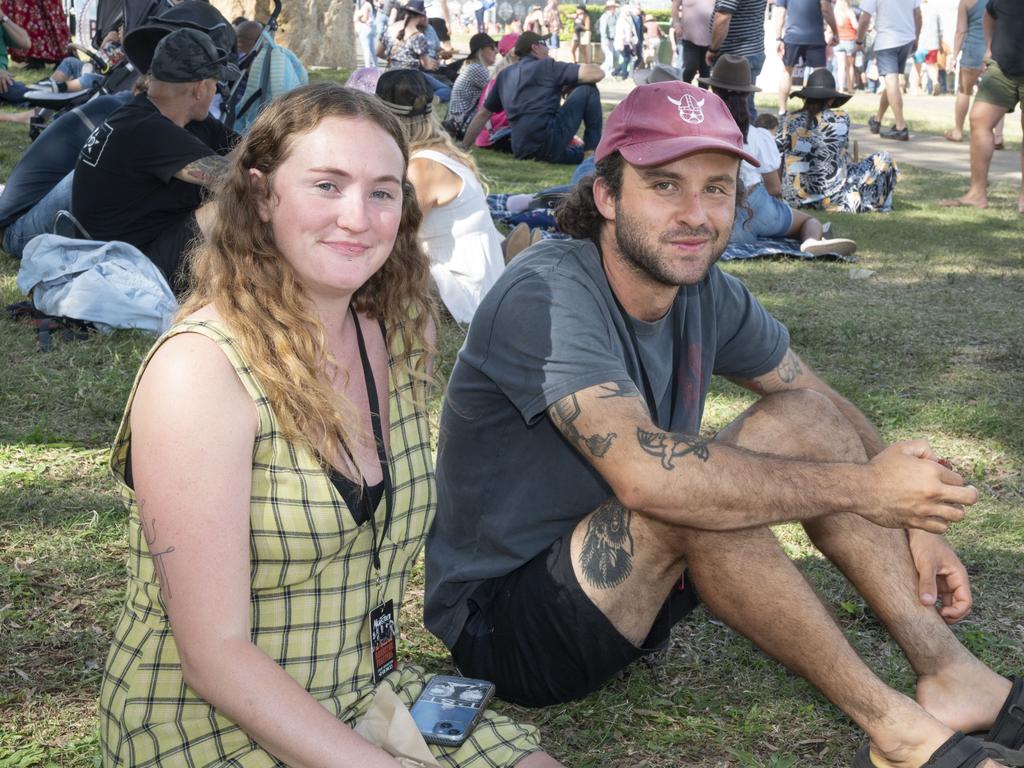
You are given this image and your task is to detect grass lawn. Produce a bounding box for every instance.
[1,66,1023,767]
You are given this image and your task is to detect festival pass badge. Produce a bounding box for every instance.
[370,599,397,683]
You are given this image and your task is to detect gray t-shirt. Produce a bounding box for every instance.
[423,239,790,648]
[776,0,831,45]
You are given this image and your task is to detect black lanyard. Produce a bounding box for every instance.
[610,291,682,430]
[350,306,394,574]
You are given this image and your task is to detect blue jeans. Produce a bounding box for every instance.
[571,155,596,185]
[56,57,86,78]
[2,171,74,259]
[730,183,794,243]
[613,46,634,78]
[745,51,765,118]
[536,84,603,165]
[549,32,560,48]
[423,72,451,102]
[358,26,377,67]
[0,77,30,105]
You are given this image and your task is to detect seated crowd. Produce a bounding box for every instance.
[3,5,1024,768]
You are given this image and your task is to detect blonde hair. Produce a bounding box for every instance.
[403,111,487,191]
[178,83,435,474]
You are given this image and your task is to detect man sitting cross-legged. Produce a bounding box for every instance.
[425,81,1024,768]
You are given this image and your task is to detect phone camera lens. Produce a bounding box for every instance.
[437,721,452,730]
[447,727,462,736]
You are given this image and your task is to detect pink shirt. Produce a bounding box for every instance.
[679,0,714,45]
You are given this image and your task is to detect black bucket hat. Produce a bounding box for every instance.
[790,67,852,107]
[150,28,240,83]
[124,1,236,75]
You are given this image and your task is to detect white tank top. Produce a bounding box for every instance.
[411,149,505,324]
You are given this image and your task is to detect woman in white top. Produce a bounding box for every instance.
[700,55,857,256]
[376,69,504,324]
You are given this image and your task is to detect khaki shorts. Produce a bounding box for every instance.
[975,60,1024,113]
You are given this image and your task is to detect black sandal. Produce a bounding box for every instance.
[852,731,1022,768]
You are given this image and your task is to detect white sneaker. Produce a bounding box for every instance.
[800,237,857,257]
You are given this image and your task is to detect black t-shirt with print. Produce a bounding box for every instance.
[71,94,234,250]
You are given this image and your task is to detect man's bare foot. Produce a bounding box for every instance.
[917,664,1012,734]
[863,700,962,768]
[866,749,1002,768]
[940,195,988,209]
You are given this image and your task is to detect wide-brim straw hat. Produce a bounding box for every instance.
[697,53,762,93]
[790,67,852,106]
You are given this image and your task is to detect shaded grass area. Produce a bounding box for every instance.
[1,71,1023,767]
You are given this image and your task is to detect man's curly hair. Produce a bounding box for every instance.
[554,151,749,242]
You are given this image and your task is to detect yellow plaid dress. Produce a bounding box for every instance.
[99,320,540,767]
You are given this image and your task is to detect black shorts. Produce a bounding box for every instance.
[451,533,700,708]
[783,42,827,68]
[428,17,450,42]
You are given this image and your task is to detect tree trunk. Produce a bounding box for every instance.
[211,0,357,69]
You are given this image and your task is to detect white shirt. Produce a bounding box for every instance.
[740,126,781,189]
[412,149,505,324]
[859,0,922,50]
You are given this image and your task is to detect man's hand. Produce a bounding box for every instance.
[705,49,716,66]
[907,529,972,623]
[860,441,978,533]
[0,69,13,95]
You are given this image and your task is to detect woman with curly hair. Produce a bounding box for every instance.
[377,69,504,324]
[99,83,556,767]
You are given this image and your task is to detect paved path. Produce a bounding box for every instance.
[595,78,1021,185]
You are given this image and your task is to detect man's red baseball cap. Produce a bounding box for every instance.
[595,82,760,168]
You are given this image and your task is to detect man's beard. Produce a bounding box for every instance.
[614,200,725,287]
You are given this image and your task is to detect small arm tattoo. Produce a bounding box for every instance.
[579,498,634,589]
[596,381,641,399]
[550,394,617,458]
[777,349,803,384]
[180,153,229,186]
[139,500,176,600]
[636,427,710,470]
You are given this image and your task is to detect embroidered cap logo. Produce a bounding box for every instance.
[666,93,705,124]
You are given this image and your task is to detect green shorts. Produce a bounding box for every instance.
[975,60,1024,113]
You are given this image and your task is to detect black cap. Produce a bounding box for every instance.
[151,28,241,83]
[469,32,497,55]
[402,0,427,16]
[375,68,434,116]
[124,0,236,75]
[514,30,544,57]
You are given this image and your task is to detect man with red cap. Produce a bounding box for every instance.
[426,81,1023,768]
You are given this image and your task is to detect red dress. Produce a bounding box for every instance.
[2,0,70,63]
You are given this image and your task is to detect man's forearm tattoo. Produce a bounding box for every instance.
[596,381,641,399]
[139,500,175,600]
[777,350,803,383]
[182,154,230,185]
[579,498,634,589]
[636,427,710,470]
[551,394,617,458]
